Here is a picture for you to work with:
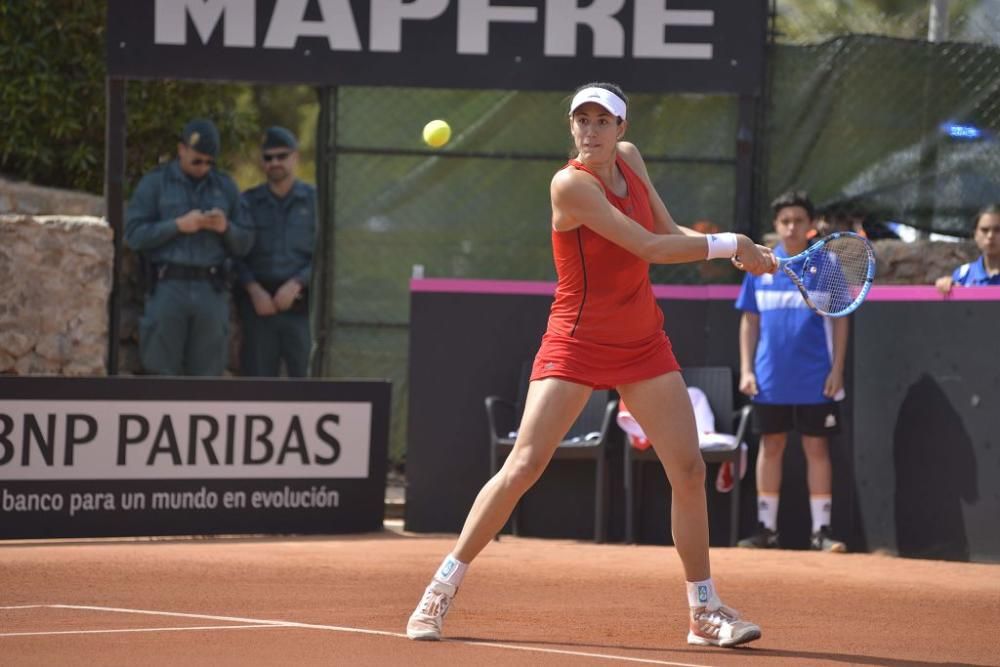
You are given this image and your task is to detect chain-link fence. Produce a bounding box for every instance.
[764,1,1000,239]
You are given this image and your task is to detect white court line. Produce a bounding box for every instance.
[25,605,714,667]
[0,605,49,610]
[0,624,281,638]
[50,605,400,638]
[51,605,298,628]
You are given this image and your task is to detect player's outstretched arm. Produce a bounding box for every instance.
[551,168,707,263]
[551,168,774,273]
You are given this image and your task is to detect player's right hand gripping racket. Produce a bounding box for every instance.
[778,231,876,317]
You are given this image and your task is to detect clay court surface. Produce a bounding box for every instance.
[2,526,997,666]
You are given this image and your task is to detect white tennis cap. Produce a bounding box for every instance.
[569,86,627,120]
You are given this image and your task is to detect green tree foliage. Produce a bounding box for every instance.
[776,0,978,42]
[0,1,256,194]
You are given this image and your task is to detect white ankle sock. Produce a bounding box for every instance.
[433,554,468,588]
[686,578,722,609]
[810,495,832,534]
[757,493,779,532]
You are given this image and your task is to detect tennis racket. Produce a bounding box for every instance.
[777,231,876,317]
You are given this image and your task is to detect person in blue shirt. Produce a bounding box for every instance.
[935,204,1000,294]
[236,127,316,377]
[735,191,849,552]
[125,118,253,375]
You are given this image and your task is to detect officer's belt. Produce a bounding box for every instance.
[156,263,224,281]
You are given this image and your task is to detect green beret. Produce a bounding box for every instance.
[261,126,298,151]
[182,118,220,158]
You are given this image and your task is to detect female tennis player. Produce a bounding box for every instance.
[407,83,775,648]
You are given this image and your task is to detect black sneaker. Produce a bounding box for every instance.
[811,526,846,553]
[737,523,779,549]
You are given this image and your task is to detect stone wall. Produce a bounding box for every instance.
[0,177,105,217]
[0,178,143,376]
[873,238,979,284]
[0,215,112,375]
[0,214,236,377]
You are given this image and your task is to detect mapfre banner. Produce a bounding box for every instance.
[0,377,390,539]
[106,0,767,93]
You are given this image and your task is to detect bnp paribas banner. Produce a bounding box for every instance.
[106,0,766,94]
[0,377,390,539]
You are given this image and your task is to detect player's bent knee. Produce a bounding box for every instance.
[667,457,706,490]
[503,455,548,491]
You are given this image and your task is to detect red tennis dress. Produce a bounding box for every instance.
[530,156,680,389]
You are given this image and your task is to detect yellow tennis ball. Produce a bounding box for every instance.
[422,119,451,148]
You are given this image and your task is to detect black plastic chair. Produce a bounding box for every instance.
[623,366,751,546]
[485,376,618,543]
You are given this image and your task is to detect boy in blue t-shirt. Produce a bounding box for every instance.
[935,204,1000,294]
[735,191,849,552]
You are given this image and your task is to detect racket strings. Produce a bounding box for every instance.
[802,237,873,314]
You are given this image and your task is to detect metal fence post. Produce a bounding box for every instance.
[105,76,126,376]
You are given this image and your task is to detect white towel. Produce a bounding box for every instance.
[617,388,748,493]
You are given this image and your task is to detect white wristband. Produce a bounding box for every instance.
[705,233,739,260]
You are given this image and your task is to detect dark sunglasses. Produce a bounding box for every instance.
[182,143,215,166]
[263,151,290,163]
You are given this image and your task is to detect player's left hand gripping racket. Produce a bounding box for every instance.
[778,231,876,317]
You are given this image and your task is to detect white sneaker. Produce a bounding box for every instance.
[687,604,761,648]
[406,580,457,640]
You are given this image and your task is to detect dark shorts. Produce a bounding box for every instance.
[752,402,842,437]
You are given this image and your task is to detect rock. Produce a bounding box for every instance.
[0,330,35,357]
[1,213,112,375]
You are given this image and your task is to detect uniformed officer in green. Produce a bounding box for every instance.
[125,119,253,375]
[236,127,316,377]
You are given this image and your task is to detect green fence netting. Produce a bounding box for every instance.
[764,35,1000,235]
